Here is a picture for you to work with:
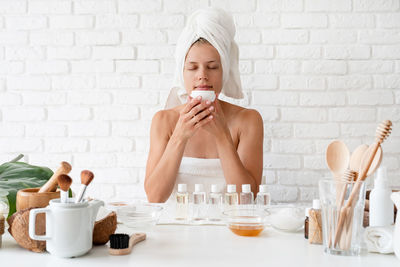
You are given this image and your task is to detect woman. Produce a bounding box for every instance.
[144,8,263,203]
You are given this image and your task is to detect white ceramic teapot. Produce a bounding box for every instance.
[29,198,103,258]
[391,192,400,260]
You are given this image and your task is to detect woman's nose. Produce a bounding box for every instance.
[196,67,208,81]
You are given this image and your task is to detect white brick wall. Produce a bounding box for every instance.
[0,0,399,205]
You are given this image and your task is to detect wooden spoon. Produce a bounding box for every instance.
[349,144,369,180]
[326,140,350,179]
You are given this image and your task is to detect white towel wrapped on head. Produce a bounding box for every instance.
[165,8,243,109]
[364,225,394,254]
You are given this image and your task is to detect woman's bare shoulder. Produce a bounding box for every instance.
[222,101,263,126]
[151,105,183,134]
[237,107,263,123]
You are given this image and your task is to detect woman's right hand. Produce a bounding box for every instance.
[172,96,214,141]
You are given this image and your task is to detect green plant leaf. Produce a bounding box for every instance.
[0,160,53,218]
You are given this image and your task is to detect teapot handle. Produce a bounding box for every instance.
[29,208,51,241]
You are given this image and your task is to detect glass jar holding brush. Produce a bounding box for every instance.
[319,179,366,256]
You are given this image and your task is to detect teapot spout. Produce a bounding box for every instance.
[88,199,104,226]
[391,192,400,208]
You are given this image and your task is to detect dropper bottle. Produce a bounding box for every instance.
[225,184,238,209]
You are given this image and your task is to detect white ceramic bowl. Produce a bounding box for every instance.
[190,90,216,102]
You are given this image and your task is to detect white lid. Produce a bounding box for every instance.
[259,184,268,193]
[305,207,311,217]
[195,184,204,192]
[177,184,187,193]
[312,199,320,209]
[374,166,389,189]
[227,184,236,193]
[211,184,220,193]
[242,184,251,193]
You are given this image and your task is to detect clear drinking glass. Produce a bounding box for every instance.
[319,179,366,256]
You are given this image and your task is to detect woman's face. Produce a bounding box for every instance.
[183,42,223,97]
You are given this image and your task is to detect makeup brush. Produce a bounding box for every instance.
[57,174,72,203]
[75,170,94,203]
[39,161,72,193]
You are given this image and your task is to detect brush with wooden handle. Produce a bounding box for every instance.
[57,174,72,203]
[39,162,72,193]
[338,170,357,250]
[333,120,392,248]
[109,233,146,255]
[75,170,94,203]
[328,169,357,249]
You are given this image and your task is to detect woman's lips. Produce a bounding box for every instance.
[195,86,213,90]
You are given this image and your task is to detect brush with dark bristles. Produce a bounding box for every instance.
[75,170,94,203]
[109,233,146,255]
[57,174,72,203]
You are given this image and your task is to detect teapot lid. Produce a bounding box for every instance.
[49,199,89,208]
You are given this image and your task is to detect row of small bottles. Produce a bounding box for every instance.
[176,183,270,221]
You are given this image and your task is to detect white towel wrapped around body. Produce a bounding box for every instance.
[165,8,243,109]
[364,225,394,254]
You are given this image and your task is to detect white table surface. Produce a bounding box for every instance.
[1,223,399,267]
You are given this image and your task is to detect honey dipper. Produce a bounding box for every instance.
[75,170,94,203]
[334,120,392,247]
[57,174,72,203]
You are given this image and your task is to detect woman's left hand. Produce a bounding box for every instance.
[201,100,231,142]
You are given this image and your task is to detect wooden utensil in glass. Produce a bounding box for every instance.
[334,120,392,248]
[326,140,350,180]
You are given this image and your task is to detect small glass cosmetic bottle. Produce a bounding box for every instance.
[208,184,223,221]
[176,183,189,220]
[240,184,254,205]
[192,184,206,221]
[256,184,270,206]
[225,184,238,209]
